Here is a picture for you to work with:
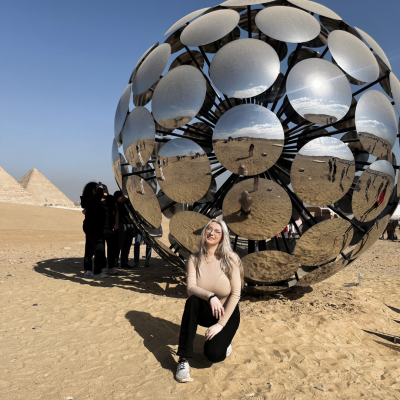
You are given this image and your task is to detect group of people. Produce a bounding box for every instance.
[80,182,151,278]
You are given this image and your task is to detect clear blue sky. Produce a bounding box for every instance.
[1,0,399,201]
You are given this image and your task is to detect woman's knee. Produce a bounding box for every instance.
[204,347,225,363]
[185,295,200,308]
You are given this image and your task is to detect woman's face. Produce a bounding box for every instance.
[204,222,223,247]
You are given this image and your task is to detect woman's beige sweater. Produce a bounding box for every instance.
[186,252,241,326]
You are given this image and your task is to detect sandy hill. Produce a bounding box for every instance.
[0,166,37,205]
[18,168,74,207]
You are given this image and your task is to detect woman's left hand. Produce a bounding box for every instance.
[205,323,223,340]
[113,223,119,231]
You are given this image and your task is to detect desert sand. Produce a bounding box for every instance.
[1,202,400,399]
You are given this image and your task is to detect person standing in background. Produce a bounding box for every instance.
[133,231,152,268]
[114,191,135,269]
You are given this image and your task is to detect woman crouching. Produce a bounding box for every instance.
[175,219,243,383]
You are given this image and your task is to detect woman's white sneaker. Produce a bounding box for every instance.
[226,344,232,358]
[175,358,191,383]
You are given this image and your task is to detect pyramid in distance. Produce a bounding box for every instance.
[0,166,38,205]
[18,168,75,207]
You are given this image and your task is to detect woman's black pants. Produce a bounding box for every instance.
[86,233,118,274]
[177,295,240,363]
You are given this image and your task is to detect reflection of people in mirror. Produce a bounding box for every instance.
[140,178,145,195]
[253,177,259,192]
[365,176,372,201]
[360,181,389,221]
[249,144,254,158]
[239,191,252,215]
[157,158,165,181]
[339,167,346,192]
[238,164,248,176]
[332,159,337,183]
[136,144,144,166]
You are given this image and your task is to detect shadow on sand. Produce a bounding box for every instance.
[33,257,187,299]
[125,310,213,373]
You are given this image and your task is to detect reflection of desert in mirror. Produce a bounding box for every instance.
[296,257,348,286]
[352,160,395,222]
[213,104,284,176]
[292,137,355,206]
[155,138,211,204]
[126,176,161,229]
[242,251,298,283]
[125,139,154,169]
[222,178,291,240]
[170,211,209,254]
[112,159,123,189]
[358,132,392,158]
[294,219,353,266]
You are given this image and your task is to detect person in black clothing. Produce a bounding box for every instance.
[114,190,136,269]
[81,182,119,278]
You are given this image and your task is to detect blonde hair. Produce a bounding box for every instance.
[194,219,244,288]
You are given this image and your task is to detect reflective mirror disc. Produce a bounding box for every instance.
[287,59,352,125]
[294,219,353,266]
[352,160,395,222]
[221,0,273,5]
[282,96,306,125]
[129,43,158,84]
[295,257,348,287]
[256,7,320,44]
[288,0,341,20]
[213,104,284,175]
[201,27,241,54]
[302,24,328,48]
[164,26,185,54]
[350,215,390,260]
[210,38,280,98]
[291,137,355,207]
[355,90,397,157]
[328,31,379,83]
[133,163,157,194]
[122,107,155,169]
[333,97,357,131]
[132,44,171,95]
[180,10,240,47]
[355,27,391,70]
[152,65,207,129]
[341,130,368,163]
[164,7,210,36]
[242,251,298,283]
[196,177,217,204]
[114,84,131,144]
[155,138,211,204]
[126,175,162,229]
[222,179,291,240]
[170,211,210,254]
[169,50,204,71]
[390,73,400,116]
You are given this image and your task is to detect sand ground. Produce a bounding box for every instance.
[1,203,400,399]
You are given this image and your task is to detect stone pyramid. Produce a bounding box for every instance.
[18,168,75,207]
[0,166,38,205]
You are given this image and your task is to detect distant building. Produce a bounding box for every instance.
[304,114,338,125]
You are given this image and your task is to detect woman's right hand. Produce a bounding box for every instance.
[210,296,225,320]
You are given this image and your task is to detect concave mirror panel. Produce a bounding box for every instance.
[122,107,155,168]
[180,9,240,47]
[129,43,159,84]
[287,59,352,125]
[352,160,395,223]
[155,138,211,204]
[170,211,210,254]
[287,0,341,20]
[210,38,280,99]
[291,137,355,206]
[165,7,210,36]
[114,84,131,143]
[126,176,162,229]
[152,65,206,129]
[242,251,298,283]
[294,219,353,266]
[222,178,291,240]
[355,90,397,157]
[255,6,320,43]
[328,31,379,83]
[132,43,171,95]
[213,104,284,175]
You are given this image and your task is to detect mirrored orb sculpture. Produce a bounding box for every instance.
[112,1,399,293]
